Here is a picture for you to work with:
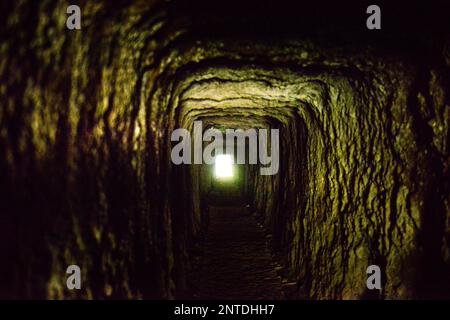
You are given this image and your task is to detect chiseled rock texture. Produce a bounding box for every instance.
[0,0,449,299]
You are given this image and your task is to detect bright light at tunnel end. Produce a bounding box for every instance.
[170,121,280,176]
[214,154,234,180]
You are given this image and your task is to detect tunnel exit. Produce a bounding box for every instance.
[214,154,234,180]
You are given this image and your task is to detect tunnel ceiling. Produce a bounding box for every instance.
[1,0,449,300]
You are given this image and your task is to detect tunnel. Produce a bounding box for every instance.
[0,0,449,300]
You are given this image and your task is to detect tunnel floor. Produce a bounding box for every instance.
[192,205,285,299]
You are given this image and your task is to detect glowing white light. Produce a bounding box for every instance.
[214,154,234,179]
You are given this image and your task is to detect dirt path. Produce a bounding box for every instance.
[194,205,285,299]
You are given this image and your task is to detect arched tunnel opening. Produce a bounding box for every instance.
[0,0,449,300]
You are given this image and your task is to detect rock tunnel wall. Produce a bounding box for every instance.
[0,0,175,299]
[0,0,449,299]
[247,57,450,299]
